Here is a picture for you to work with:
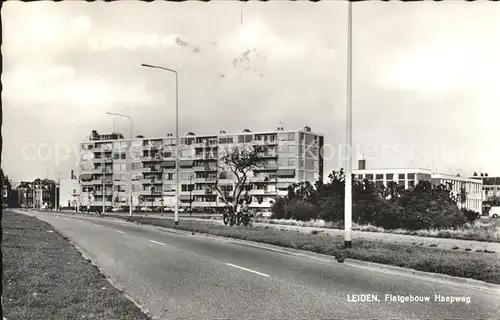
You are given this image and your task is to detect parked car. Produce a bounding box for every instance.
[111,207,123,213]
[140,207,152,213]
[489,206,500,218]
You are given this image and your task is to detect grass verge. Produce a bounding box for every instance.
[253,217,500,243]
[1,210,151,320]
[109,215,500,285]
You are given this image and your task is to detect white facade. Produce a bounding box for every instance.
[353,168,482,214]
[431,174,483,214]
[353,168,433,189]
[59,178,79,209]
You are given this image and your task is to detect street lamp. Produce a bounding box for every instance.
[344,0,353,249]
[141,63,180,225]
[106,112,133,217]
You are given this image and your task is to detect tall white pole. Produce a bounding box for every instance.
[129,121,133,217]
[102,149,106,214]
[76,155,80,213]
[140,64,179,224]
[175,71,180,225]
[344,0,353,249]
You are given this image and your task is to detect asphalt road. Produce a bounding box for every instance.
[16,210,500,320]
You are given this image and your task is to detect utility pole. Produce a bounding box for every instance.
[189,174,193,216]
[344,0,353,249]
[55,171,60,211]
[102,149,106,215]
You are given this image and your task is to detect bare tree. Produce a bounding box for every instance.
[214,146,263,212]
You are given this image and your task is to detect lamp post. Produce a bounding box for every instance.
[106,112,134,217]
[344,0,353,249]
[141,63,180,225]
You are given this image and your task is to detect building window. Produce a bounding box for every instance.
[398,173,405,180]
[375,174,383,180]
[408,173,415,180]
[386,174,393,180]
[278,132,296,141]
[366,174,374,180]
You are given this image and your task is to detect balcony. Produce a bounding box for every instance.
[193,154,218,160]
[91,145,113,152]
[193,166,218,172]
[142,156,162,162]
[138,190,163,196]
[142,144,161,151]
[250,176,277,183]
[141,178,163,185]
[192,189,211,195]
[193,177,217,184]
[254,164,279,171]
[248,189,277,196]
[253,139,278,146]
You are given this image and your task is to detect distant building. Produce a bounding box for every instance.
[16,179,56,209]
[352,158,482,214]
[353,168,433,189]
[430,173,482,213]
[59,170,79,209]
[17,181,34,208]
[1,170,10,206]
[470,176,500,204]
[77,126,324,211]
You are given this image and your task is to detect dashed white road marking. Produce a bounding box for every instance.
[149,240,167,246]
[225,263,270,277]
[115,230,125,234]
[93,224,101,228]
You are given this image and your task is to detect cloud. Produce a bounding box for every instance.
[70,15,91,33]
[88,32,179,51]
[220,19,309,60]
[2,64,161,110]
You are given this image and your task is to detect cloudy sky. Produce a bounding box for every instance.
[2,1,500,182]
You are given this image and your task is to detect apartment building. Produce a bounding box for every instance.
[77,127,324,211]
[353,158,482,213]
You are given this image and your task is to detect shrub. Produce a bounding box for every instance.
[461,208,480,223]
[286,198,318,221]
[270,197,287,219]
[318,196,344,222]
[373,200,403,230]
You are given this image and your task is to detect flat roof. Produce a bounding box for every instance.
[81,128,324,144]
[432,173,483,184]
[353,168,432,172]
